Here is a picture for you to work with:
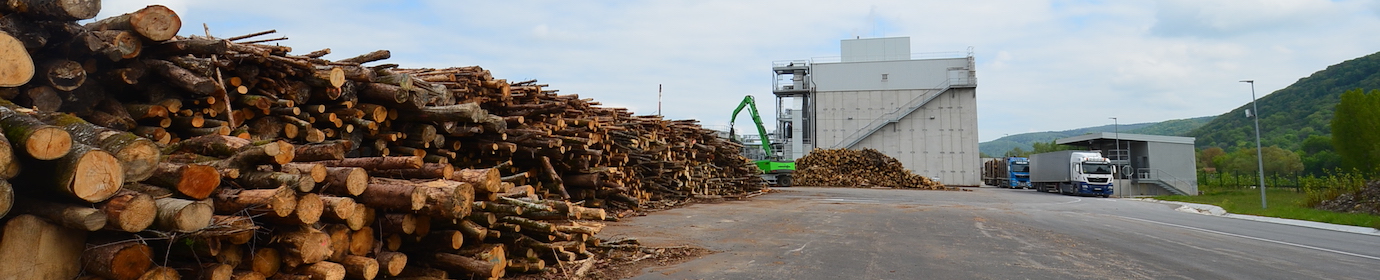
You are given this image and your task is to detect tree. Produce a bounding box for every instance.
[1030,141,1077,154]
[1219,146,1304,175]
[1331,88,1380,174]
[1299,135,1341,175]
[1198,147,1226,171]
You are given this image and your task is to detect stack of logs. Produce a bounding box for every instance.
[0,2,765,280]
[793,148,947,189]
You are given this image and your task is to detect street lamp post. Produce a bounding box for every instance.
[1110,117,1120,197]
[1241,80,1267,209]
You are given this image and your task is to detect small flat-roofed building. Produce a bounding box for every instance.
[1057,133,1198,196]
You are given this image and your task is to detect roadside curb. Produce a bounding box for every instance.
[1133,198,1380,237]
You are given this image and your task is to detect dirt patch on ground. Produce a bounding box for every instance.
[508,243,714,280]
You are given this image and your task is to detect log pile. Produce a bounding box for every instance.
[0,2,765,280]
[794,148,948,189]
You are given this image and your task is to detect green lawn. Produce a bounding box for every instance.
[1155,189,1380,229]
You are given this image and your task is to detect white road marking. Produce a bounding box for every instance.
[787,241,811,254]
[1120,216,1380,261]
[1055,198,1082,205]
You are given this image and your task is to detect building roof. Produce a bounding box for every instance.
[1056,132,1195,146]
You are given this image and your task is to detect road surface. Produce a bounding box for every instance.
[600,187,1380,279]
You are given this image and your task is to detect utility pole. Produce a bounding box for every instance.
[1110,117,1121,197]
[1241,80,1267,208]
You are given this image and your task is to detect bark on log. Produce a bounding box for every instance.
[207,215,257,245]
[337,50,389,65]
[95,189,156,232]
[14,196,106,231]
[243,247,281,278]
[153,197,212,232]
[3,0,101,20]
[81,241,153,280]
[0,105,72,160]
[144,59,216,95]
[213,187,297,218]
[85,5,182,41]
[273,226,332,268]
[321,167,367,196]
[281,162,326,183]
[341,255,379,280]
[237,171,314,192]
[0,180,9,218]
[40,59,84,91]
[453,168,500,193]
[312,156,421,170]
[0,31,34,87]
[41,112,161,183]
[293,140,351,162]
[294,261,345,280]
[17,86,61,112]
[347,226,374,256]
[137,266,180,280]
[433,253,504,279]
[376,251,407,277]
[356,178,425,211]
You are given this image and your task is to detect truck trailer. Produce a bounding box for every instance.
[982,157,1030,188]
[1029,151,1114,197]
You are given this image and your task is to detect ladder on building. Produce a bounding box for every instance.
[832,79,964,149]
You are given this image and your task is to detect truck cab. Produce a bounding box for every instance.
[1009,158,1031,189]
[1067,152,1115,197]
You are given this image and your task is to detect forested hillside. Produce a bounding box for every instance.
[979,116,1211,157]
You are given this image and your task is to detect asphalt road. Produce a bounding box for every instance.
[599,187,1380,279]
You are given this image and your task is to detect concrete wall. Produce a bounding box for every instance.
[813,87,980,186]
[1147,141,1199,194]
[811,58,970,92]
[841,37,911,62]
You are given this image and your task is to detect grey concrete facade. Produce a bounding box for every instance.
[804,37,980,186]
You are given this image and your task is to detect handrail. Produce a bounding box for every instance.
[1136,168,1190,195]
[832,78,959,149]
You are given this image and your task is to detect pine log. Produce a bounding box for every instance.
[319,195,356,221]
[36,59,84,91]
[341,255,379,280]
[94,189,156,232]
[14,197,105,231]
[294,261,345,280]
[0,105,72,160]
[321,167,367,196]
[206,215,257,245]
[92,30,143,59]
[379,213,416,235]
[322,224,350,262]
[376,251,407,277]
[144,59,216,95]
[293,140,351,162]
[153,197,212,232]
[313,156,421,170]
[281,162,326,183]
[433,252,504,279]
[347,226,374,256]
[192,263,234,280]
[233,271,267,280]
[213,187,297,218]
[356,178,425,210]
[3,0,101,20]
[85,5,182,41]
[337,50,390,65]
[146,162,219,199]
[82,241,153,280]
[41,112,161,183]
[138,266,180,280]
[263,192,322,225]
[453,168,501,193]
[396,103,488,123]
[237,171,314,192]
[419,229,463,250]
[0,31,33,87]
[273,226,332,267]
[242,247,281,278]
[0,214,87,279]
[417,179,472,219]
[369,163,451,180]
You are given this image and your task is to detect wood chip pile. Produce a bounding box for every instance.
[0,2,765,280]
[794,148,948,189]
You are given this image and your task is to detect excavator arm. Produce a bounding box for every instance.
[729,95,773,156]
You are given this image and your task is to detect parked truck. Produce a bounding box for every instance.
[982,157,1031,188]
[1029,150,1114,197]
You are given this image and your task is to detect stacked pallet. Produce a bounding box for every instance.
[794,148,947,189]
[0,2,764,280]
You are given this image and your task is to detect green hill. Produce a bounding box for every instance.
[1190,51,1380,151]
[979,116,1212,156]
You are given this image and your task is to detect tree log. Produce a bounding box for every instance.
[356,178,425,211]
[213,187,297,218]
[153,197,212,232]
[321,167,367,196]
[94,189,156,232]
[341,255,379,280]
[85,5,181,41]
[0,105,71,160]
[41,112,161,183]
[312,156,421,170]
[294,261,345,280]
[396,103,488,123]
[273,226,332,268]
[0,31,34,87]
[14,197,106,231]
[242,247,280,278]
[237,171,314,192]
[81,241,153,280]
[144,59,216,95]
[137,266,180,280]
[375,251,407,277]
[433,253,504,279]
[17,86,61,112]
[146,162,219,199]
[281,162,326,183]
[0,214,87,280]
[453,168,501,193]
[292,140,351,162]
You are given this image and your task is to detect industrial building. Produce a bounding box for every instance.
[771,37,980,186]
[1056,133,1199,196]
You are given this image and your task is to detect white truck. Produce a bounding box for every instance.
[1029,150,1115,197]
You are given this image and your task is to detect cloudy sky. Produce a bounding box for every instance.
[98,0,1380,142]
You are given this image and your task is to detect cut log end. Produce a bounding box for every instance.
[176,164,221,199]
[73,148,124,202]
[0,32,34,87]
[28,126,73,160]
[129,5,183,42]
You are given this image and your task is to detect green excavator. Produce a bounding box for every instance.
[730,95,796,186]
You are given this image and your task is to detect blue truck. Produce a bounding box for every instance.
[982,157,1031,189]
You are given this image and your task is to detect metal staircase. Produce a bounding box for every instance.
[1135,168,1189,196]
[832,79,967,149]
